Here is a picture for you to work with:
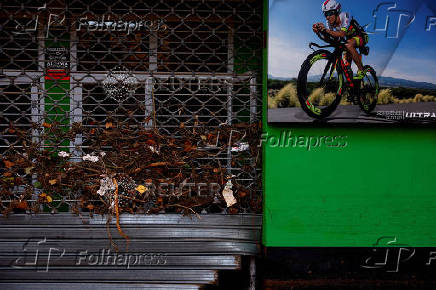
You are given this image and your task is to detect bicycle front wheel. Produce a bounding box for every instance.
[358,65,379,114]
[297,50,343,119]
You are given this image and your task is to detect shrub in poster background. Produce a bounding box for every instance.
[268,0,436,124]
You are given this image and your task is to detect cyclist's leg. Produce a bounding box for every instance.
[344,51,352,65]
[345,38,364,72]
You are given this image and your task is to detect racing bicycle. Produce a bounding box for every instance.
[297,31,379,119]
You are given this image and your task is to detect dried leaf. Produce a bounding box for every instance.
[42,122,52,128]
[87,204,95,210]
[180,122,185,129]
[238,190,248,198]
[15,201,28,210]
[147,161,185,167]
[4,160,14,168]
[147,162,167,167]
[184,140,196,152]
[39,193,53,203]
[105,122,113,129]
[228,207,239,214]
[49,179,57,185]
[3,172,12,177]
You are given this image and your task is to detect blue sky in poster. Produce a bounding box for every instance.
[268,0,436,84]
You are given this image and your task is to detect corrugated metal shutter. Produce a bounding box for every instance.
[0,214,261,288]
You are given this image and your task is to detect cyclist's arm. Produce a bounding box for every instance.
[317,23,346,38]
[324,28,346,38]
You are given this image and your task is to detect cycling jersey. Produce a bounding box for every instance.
[326,12,352,35]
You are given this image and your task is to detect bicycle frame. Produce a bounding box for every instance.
[310,32,363,96]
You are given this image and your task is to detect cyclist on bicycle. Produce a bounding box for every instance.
[312,0,368,80]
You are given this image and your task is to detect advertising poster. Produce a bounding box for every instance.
[268,0,436,124]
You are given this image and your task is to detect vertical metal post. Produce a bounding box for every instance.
[37,23,45,144]
[71,85,82,159]
[250,75,257,123]
[36,26,45,210]
[149,31,158,72]
[31,85,40,144]
[145,77,155,128]
[38,27,45,72]
[226,82,233,174]
[227,28,234,72]
[226,28,235,173]
[70,29,81,158]
[249,256,256,290]
[31,84,41,203]
[70,30,77,73]
[37,23,45,125]
[146,30,158,128]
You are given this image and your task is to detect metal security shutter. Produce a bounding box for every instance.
[1,0,263,214]
[0,214,261,289]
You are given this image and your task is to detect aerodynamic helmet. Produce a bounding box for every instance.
[322,0,341,14]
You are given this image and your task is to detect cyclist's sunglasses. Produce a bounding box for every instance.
[324,10,337,17]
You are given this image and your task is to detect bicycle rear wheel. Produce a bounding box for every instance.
[297,50,343,119]
[358,65,379,114]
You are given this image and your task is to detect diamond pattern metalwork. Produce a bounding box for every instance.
[0,0,263,213]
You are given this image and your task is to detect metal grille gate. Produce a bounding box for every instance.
[0,0,263,214]
[0,1,263,288]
